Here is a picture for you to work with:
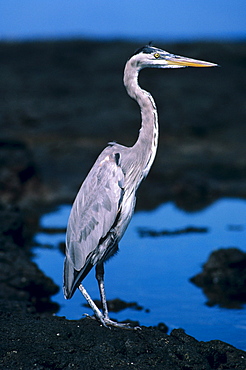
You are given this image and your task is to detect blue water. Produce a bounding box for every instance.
[33,198,246,350]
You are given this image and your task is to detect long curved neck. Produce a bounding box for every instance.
[124,60,159,177]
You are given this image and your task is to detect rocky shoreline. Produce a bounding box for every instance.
[0,40,246,368]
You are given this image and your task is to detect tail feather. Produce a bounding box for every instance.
[63,256,94,299]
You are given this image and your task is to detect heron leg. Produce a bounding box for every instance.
[95,262,109,319]
[95,263,140,330]
[79,280,132,329]
[78,284,107,327]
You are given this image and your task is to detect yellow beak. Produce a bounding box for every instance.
[167,55,218,68]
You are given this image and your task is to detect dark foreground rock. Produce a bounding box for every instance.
[1,303,246,370]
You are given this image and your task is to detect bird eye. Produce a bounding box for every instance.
[154,53,160,59]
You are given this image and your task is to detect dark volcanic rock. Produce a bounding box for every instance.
[0,206,59,313]
[0,307,245,370]
[190,248,246,308]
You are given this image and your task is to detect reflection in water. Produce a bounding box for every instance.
[84,297,147,313]
[190,247,246,309]
[33,198,246,350]
[138,225,208,237]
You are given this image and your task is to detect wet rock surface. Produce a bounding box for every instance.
[0,206,59,314]
[0,40,246,368]
[191,248,246,309]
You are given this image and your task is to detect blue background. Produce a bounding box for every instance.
[0,0,245,41]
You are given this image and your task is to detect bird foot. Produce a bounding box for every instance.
[103,317,141,330]
[83,313,141,330]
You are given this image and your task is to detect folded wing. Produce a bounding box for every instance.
[63,147,125,298]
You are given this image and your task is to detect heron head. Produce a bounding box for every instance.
[131,45,217,70]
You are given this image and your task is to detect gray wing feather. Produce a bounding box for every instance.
[64,146,124,294]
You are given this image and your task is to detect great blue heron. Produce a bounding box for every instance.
[63,45,217,328]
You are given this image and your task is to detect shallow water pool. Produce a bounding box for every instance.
[33,197,246,350]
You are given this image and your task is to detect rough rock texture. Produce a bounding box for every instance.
[0,206,59,313]
[1,307,246,370]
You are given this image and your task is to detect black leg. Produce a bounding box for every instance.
[95,262,109,319]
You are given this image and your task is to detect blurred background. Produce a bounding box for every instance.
[0,0,246,350]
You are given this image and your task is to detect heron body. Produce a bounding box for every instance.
[63,45,217,328]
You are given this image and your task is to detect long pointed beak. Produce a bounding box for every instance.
[167,55,218,68]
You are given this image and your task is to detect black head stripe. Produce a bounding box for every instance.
[132,45,155,57]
